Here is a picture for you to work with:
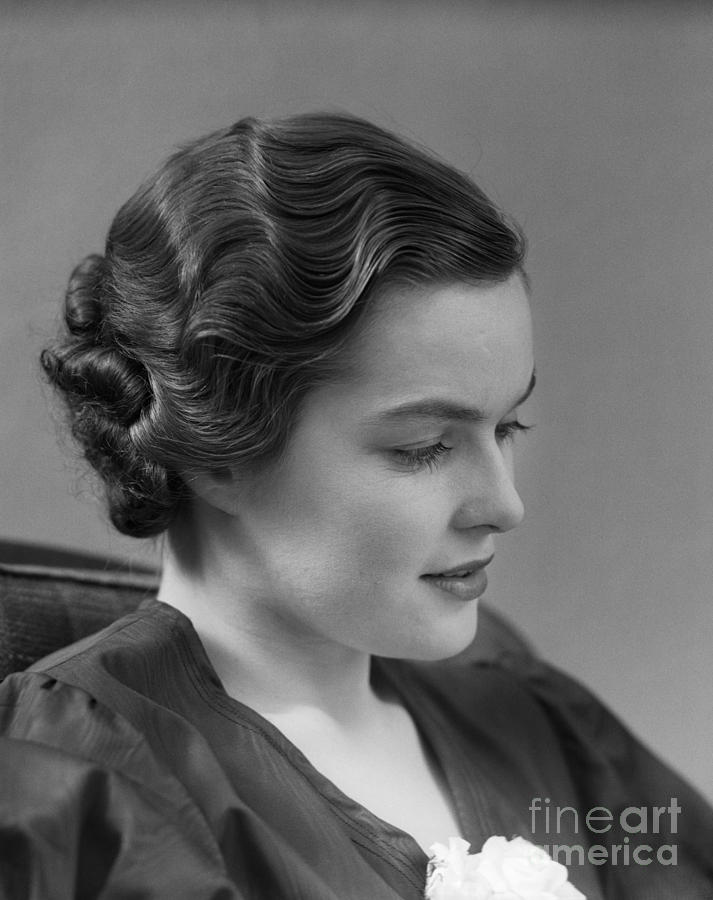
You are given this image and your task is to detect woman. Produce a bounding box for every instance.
[1,113,711,899]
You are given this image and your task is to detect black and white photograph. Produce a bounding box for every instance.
[1,2,712,897]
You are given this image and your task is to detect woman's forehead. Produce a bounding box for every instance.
[354,279,530,383]
[308,278,534,421]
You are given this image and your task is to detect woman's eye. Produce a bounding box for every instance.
[393,442,451,472]
[496,420,532,444]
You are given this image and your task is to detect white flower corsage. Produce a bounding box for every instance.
[425,835,586,899]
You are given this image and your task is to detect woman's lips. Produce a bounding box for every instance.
[420,555,493,602]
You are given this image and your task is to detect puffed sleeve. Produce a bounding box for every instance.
[0,672,240,900]
[500,653,713,896]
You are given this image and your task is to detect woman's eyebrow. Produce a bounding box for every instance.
[365,368,536,425]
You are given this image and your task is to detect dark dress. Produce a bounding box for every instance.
[0,599,711,899]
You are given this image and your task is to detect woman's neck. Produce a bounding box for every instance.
[157,546,381,728]
[158,535,465,853]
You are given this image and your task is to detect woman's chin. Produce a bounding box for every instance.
[385,603,480,662]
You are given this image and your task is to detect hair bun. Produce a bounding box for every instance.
[64,253,106,337]
[43,343,150,428]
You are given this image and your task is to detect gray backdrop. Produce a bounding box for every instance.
[2,1,712,801]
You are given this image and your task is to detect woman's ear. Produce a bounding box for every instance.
[183,467,242,516]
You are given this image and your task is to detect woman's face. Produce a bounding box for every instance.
[227,275,534,661]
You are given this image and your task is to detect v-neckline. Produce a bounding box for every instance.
[160,600,433,885]
[152,599,522,853]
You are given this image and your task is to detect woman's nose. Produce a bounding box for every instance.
[451,451,525,534]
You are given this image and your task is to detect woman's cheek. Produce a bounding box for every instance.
[353,493,443,569]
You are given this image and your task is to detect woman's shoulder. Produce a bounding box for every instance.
[389,637,631,739]
[394,645,699,785]
[0,664,176,788]
[0,664,237,898]
[0,598,211,803]
[25,596,184,678]
[0,598,212,815]
[391,647,713,885]
[11,598,213,721]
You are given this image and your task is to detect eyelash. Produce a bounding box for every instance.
[496,420,532,444]
[394,442,452,472]
[393,421,532,472]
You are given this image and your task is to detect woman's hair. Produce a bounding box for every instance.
[41,112,526,538]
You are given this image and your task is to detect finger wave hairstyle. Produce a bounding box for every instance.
[41,112,526,538]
